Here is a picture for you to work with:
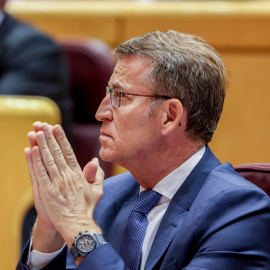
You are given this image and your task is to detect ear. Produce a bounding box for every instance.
[160,99,183,136]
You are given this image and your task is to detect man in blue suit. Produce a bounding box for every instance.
[17,31,270,270]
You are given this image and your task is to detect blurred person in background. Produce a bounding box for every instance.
[0,0,72,132]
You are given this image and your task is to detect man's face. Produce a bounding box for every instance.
[95,56,163,168]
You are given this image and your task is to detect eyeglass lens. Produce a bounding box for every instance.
[106,87,120,108]
[111,89,121,108]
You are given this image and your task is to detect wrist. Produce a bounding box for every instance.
[61,220,102,248]
[32,220,65,253]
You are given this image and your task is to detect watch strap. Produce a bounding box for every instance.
[94,234,106,246]
[70,245,80,260]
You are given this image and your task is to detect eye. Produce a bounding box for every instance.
[114,90,122,98]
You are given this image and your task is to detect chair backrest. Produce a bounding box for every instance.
[58,38,116,176]
[234,163,270,197]
[0,95,60,269]
[59,38,115,123]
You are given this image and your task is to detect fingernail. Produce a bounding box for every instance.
[43,124,49,132]
[54,125,62,135]
[38,132,44,141]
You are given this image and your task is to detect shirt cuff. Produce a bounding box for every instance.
[27,237,66,270]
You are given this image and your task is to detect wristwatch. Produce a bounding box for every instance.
[70,231,107,260]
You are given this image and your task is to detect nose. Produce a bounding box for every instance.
[95,94,113,122]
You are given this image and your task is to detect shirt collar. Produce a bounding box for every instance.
[140,146,206,199]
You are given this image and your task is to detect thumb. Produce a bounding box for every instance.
[83,158,104,185]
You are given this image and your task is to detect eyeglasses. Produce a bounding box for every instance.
[106,86,173,108]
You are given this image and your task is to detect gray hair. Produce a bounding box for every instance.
[114,30,229,144]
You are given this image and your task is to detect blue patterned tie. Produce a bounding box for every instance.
[119,190,162,270]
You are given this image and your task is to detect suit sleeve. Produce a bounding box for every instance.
[71,244,128,270]
[16,240,67,270]
[0,25,68,101]
[0,24,72,132]
[17,241,128,270]
[181,186,270,270]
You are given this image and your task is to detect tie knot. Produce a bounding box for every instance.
[133,190,161,214]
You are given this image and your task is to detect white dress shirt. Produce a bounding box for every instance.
[28,146,206,270]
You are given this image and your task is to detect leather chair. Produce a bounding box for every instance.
[234,163,270,197]
[58,38,116,177]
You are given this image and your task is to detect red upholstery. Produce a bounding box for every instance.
[234,163,270,197]
[58,38,116,177]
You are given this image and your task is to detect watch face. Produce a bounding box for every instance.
[76,234,96,253]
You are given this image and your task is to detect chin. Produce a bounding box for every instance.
[99,148,115,163]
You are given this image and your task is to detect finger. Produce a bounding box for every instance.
[83,158,98,183]
[40,124,69,173]
[35,131,62,180]
[33,121,43,133]
[31,146,53,187]
[25,147,37,186]
[83,158,104,186]
[52,125,80,171]
[25,147,45,205]
[33,122,53,133]
[28,122,46,148]
[31,122,53,148]
[28,131,37,148]
[95,160,105,188]
[25,148,41,207]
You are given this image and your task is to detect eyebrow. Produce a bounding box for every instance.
[108,80,125,90]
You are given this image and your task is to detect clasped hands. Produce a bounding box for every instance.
[25,122,104,251]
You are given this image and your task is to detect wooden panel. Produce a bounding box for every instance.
[7,1,270,48]
[0,96,60,269]
[5,0,270,167]
[21,14,117,45]
[210,50,270,165]
[6,1,118,44]
[124,14,270,49]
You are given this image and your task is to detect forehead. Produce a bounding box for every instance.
[109,56,152,88]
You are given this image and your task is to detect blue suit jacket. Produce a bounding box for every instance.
[17,147,270,269]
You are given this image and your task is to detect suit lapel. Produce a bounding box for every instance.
[108,185,140,252]
[145,147,221,270]
[145,200,187,270]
